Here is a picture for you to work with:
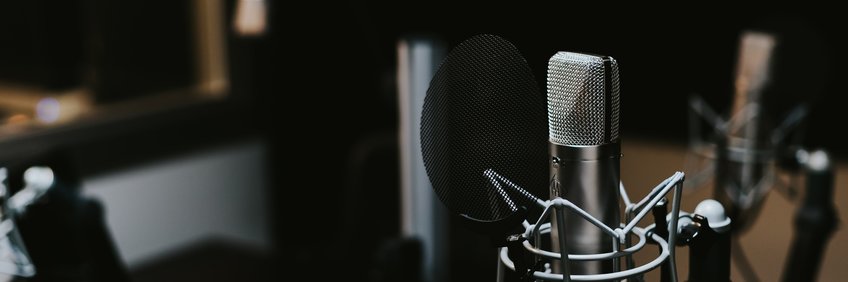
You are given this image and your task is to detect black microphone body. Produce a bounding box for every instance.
[547,52,621,275]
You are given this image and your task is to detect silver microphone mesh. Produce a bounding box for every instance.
[547,52,620,146]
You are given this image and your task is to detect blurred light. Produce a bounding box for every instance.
[6,114,30,124]
[35,97,61,123]
[233,0,267,37]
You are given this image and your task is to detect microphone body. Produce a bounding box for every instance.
[549,142,620,273]
[547,52,621,274]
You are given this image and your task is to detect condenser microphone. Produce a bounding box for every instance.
[547,52,621,275]
[714,31,776,233]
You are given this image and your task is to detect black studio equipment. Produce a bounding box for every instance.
[3,149,130,282]
[419,34,739,282]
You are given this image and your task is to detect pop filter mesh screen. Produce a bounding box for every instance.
[421,34,548,222]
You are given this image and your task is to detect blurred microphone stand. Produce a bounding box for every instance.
[781,149,839,282]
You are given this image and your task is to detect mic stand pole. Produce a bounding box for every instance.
[781,149,838,282]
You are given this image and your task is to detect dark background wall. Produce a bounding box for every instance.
[1,1,844,281]
[274,2,843,145]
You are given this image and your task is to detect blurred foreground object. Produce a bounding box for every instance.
[8,149,129,282]
[0,168,37,279]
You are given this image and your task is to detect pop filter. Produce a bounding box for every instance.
[420,34,547,241]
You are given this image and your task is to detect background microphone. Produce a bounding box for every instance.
[547,51,621,275]
[714,31,777,233]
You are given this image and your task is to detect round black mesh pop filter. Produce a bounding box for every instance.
[421,34,548,227]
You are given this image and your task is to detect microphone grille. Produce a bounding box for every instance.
[547,52,620,146]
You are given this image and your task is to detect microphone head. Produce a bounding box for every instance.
[730,31,776,126]
[725,31,778,167]
[547,52,620,146]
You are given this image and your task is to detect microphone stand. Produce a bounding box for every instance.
[781,149,838,282]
